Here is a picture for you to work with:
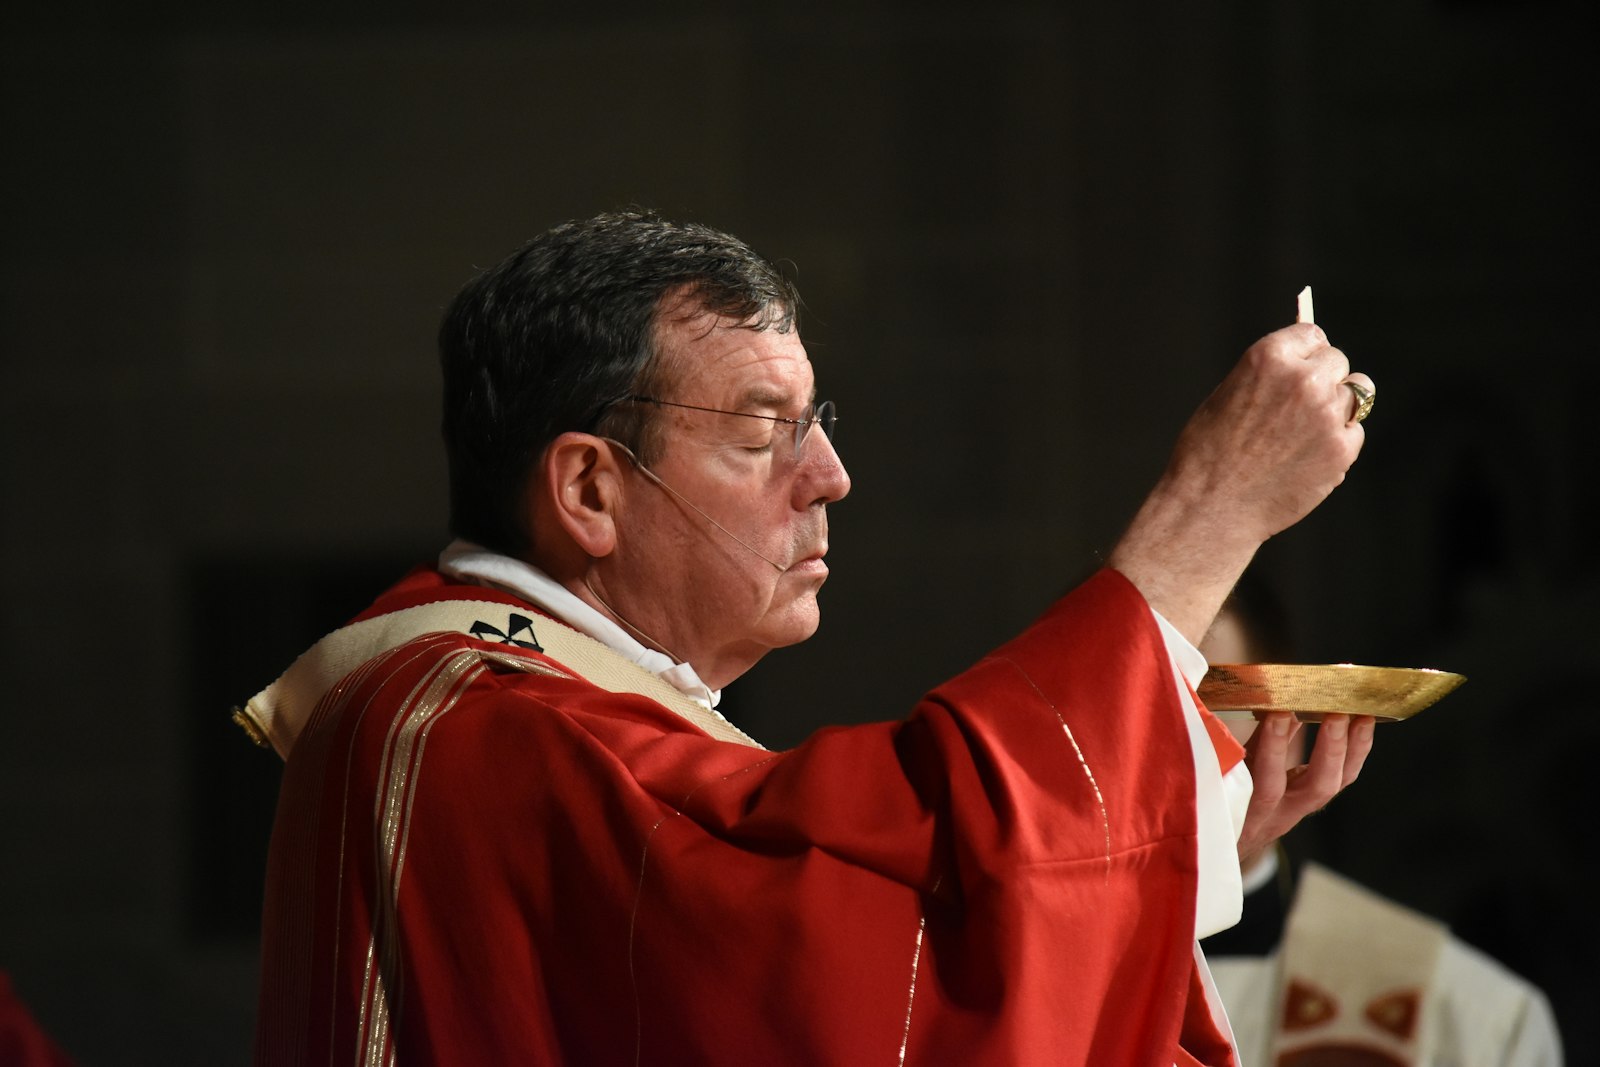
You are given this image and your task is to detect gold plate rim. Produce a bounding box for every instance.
[1197,663,1467,723]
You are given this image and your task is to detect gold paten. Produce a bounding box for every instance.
[1199,663,1466,723]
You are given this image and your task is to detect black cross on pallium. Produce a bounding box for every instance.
[469,612,544,651]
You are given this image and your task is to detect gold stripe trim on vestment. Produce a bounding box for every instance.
[356,645,483,1066]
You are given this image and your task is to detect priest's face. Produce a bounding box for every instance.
[592,303,851,689]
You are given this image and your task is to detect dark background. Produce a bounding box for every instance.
[2,1,1592,1061]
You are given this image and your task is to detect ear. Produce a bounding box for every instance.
[532,432,628,561]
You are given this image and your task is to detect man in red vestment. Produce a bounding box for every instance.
[248,211,1377,1064]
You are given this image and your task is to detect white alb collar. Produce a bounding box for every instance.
[438,540,722,709]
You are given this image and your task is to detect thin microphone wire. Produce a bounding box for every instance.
[582,572,687,665]
[600,438,786,572]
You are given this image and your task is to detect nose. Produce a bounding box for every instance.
[795,423,851,507]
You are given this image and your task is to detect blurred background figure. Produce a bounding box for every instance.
[1198,574,1562,1066]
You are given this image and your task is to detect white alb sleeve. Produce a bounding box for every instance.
[1151,609,1251,940]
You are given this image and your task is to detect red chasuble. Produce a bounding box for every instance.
[0,973,74,1067]
[256,568,1238,1065]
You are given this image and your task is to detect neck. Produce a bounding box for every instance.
[581,572,686,665]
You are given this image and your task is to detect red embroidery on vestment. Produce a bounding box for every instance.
[1363,989,1420,1041]
[1282,978,1337,1030]
[1276,1044,1407,1067]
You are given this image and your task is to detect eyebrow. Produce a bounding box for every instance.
[733,384,817,414]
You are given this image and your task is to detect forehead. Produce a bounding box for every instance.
[653,304,813,407]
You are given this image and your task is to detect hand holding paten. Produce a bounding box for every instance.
[1235,712,1375,870]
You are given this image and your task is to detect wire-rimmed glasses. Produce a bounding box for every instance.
[617,395,837,459]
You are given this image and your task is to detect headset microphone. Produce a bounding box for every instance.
[603,440,786,572]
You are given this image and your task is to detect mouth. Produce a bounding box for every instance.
[787,545,829,576]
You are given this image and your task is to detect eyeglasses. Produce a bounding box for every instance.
[617,395,837,460]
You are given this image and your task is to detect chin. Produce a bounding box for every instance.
[763,598,823,650]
